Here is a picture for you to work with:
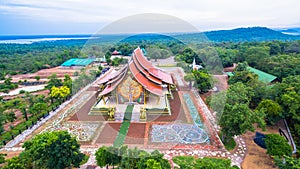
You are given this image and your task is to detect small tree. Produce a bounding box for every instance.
[2,156,26,169]
[35,76,40,81]
[98,65,103,72]
[5,111,16,123]
[29,102,48,116]
[192,70,213,93]
[96,145,126,169]
[63,74,72,90]
[219,82,266,140]
[95,146,110,169]
[45,74,62,91]
[256,99,283,125]
[184,73,195,89]
[274,155,300,169]
[50,86,71,103]
[264,134,292,157]
[0,153,6,164]
[22,130,84,169]
[145,159,162,169]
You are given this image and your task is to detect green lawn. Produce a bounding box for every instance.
[113,105,134,147]
[123,105,133,121]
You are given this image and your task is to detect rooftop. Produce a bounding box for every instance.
[61,58,95,67]
[98,47,173,97]
[225,66,277,83]
[247,66,277,83]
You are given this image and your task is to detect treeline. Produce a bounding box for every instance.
[0,42,82,79]
[2,38,300,83]
[176,40,300,80]
[215,40,300,80]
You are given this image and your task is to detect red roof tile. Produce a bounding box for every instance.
[99,47,173,96]
[132,52,162,85]
[133,47,173,84]
[129,61,163,96]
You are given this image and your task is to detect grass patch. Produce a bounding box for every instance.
[157,64,177,67]
[220,133,237,151]
[224,137,237,151]
[123,105,133,121]
[80,154,90,165]
[113,105,133,147]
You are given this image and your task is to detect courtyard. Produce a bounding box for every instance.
[1,59,248,168]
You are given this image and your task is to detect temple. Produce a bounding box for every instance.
[90,47,174,120]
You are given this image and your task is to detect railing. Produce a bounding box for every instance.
[283,119,297,154]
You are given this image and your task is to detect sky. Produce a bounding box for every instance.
[1,0,300,35]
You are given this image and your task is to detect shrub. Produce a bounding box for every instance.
[173,156,238,169]
[264,134,292,157]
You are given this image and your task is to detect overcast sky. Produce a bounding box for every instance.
[1,0,300,34]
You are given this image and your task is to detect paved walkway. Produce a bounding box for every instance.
[115,105,140,122]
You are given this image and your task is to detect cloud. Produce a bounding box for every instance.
[1,0,300,33]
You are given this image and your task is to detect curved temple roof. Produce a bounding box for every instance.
[98,47,173,96]
[129,61,163,96]
[132,47,173,84]
[100,66,128,96]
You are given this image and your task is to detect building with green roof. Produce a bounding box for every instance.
[225,72,234,77]
[247,66,278,83]
[225,66,278,83]
[61,58,95,68]
[141,48,147,56]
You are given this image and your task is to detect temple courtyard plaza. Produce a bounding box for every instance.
[1,55,247,168]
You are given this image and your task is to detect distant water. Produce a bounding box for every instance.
[0,35,92,44]
[0,33,184,44]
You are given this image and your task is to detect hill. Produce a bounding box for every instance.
[119,27,300,43]
[175,27,300,42]
[205,27,300,41]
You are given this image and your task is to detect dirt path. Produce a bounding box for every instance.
[241,126,279,169]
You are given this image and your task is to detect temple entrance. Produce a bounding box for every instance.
[117,75,144,104]
[90,47,173,121]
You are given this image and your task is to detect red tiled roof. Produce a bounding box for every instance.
[133,47,173,84]
[129,61,163,96]
[112,50,120,55]
[132,52,162,85]
[99,68,127,96]
[98,66,127,84]
[107,67,128,85]
[99,47,173,96]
